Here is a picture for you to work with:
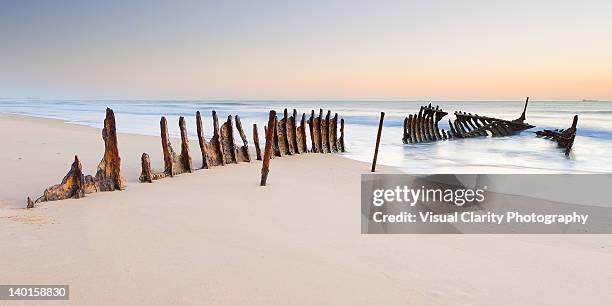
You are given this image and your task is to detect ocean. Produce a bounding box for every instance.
[1,99,611,174]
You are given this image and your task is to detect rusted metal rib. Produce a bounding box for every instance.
[220,115,238,164]
[535,115,578,155]
[179,116,194,173]
[312,110,323,153]
[95,108,126,191]
[371,112,385,172]
[30,108,126,206]
[321,111,331,153]
[260,110,277,186]
[308,110,317,152]
[404,100,534,143]
[284,109,296,155]
[290,109,300,154]
[210,110,225,166]
[196,111,211,169]
[296,113,308,153]
[253,123,262,160]
[235,115,251,162]
[276,111,290,156]
[339,118,345,152]
[330,113,338,152]
[402,116,409,144]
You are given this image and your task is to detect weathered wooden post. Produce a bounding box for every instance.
[261,110,277,186]
[253,123,262,160]
[371,112,385,172]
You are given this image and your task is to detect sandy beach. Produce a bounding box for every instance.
[1,113,611,305]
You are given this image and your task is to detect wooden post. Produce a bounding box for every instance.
[261,110,277,186]
[371,112,385,172]
[253,123,262,160]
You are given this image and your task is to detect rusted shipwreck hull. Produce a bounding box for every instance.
[27,106,346,207]
[259,108,346,185]
[402,98,535,143]
[535,115,578,155]
[139,111,252,182]
[141,108,346,183]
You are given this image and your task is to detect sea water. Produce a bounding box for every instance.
[1,99,611,174]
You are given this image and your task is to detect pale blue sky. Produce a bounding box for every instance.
[1,0,611,100]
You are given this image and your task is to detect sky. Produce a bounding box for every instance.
[1,0,611,100]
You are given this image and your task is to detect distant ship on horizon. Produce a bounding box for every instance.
[581,99,600,102]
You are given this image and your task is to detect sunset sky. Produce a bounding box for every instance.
[1,0,611,100]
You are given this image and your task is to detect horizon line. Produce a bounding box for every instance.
[1,97,610,103]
